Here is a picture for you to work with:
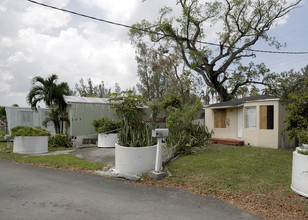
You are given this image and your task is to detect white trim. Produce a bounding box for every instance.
[245,98,280,103]
[207,104,243,109]
[205,98,279,109]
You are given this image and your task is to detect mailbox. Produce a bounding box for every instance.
[152,128,169,138]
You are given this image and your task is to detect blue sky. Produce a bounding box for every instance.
[0,0,307,107]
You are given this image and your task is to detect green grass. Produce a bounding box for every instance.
[0,142,104,171]
[166,146,293,196]
[141,145,308,219]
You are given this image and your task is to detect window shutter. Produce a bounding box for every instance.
[260,106,267,129]
[267,106,274,129]
[214,109,226,128]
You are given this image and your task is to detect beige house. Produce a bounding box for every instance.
[204,95,295,149]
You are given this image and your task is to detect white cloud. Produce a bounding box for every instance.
[21,5,71,32]
[14,24,137,93]
[272,15,289,27]
[0,70,14,94]
[0,5,7,12]
[41,0,70,8]
[7,52,33,66]
[78,0,138,22]
[1,37,12,47]
[0,0,305,108]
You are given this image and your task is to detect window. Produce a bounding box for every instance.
[22,112,32,122]
[20,111,33,126]
[214,109,226,128]
[245,107,256,128]
[260,105,274,129]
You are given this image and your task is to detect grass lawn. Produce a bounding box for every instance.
[0,142,103,171]
[140,145,308,219]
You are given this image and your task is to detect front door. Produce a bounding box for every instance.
[237,108,243,138]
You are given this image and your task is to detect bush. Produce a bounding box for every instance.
[48,134,72,148]
[11,126,50,137]
[117,120,157,147]
[0,130,6,140]
[166,102,212,155]
[109,90,156,147]
[92,117,121,134]
[161,94,183,110]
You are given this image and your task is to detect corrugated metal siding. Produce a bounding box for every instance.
[67,103,118,137]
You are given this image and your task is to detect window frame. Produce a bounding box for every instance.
[245,106,256,129]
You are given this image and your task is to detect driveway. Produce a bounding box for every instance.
[0,159,260,220]
[71,146,115,166]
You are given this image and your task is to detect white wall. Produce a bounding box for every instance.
[205,107,238,139]
[242,101,279,148]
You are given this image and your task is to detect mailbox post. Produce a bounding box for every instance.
[4,134,12,149]
[152,128,169,173]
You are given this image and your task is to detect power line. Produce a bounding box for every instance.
[26,0,308,55]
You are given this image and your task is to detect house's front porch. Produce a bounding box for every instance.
[208,137,244,146]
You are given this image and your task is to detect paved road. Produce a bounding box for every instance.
[0,159,260,220]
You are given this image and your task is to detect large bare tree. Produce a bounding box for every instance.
[130,0,302,101]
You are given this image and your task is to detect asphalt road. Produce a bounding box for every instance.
[0,159,260,220]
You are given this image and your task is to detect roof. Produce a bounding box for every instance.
[63,96,148,108]
[5,106,50,111]
[205,95,279,109]
[64,96,111,104]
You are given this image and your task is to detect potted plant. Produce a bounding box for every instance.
[109,90,157,176]
[11,126,50,154]
[92,117,121,148]
[291,133,308,198]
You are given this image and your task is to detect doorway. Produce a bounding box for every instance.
[237,108,243,138]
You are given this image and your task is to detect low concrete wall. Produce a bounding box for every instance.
[291,148,308,198]
[98,133,118,148]
[13,136,48,154]
[115,144,156,176]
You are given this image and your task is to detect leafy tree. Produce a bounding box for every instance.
[114,83,121,94]
[12,104,19,107]
[264,66,308,144]
[75,78,111,98]
[130,0,302,102]
[135,42,204,103]
[109,90,146,123]
[135,43,169,101]
[0,106,6,122]
[27,74,70,134]
[249,85,260,96]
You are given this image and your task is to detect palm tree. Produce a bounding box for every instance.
[27,74,70,134]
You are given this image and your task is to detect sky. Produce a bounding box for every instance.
[0,0,307,107]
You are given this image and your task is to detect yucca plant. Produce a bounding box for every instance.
[109,90,157,147]
[117,119,156,147]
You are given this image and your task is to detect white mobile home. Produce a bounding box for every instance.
[5,107,55,134]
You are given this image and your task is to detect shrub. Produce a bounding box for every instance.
[117,120,157,147]
[109,90,156,147]
[0,130,6,140]
[166,102,212,155]
[92,117,121,134]
[161,94,183,111]
[11,126,50,137]
[48,134,72,148]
